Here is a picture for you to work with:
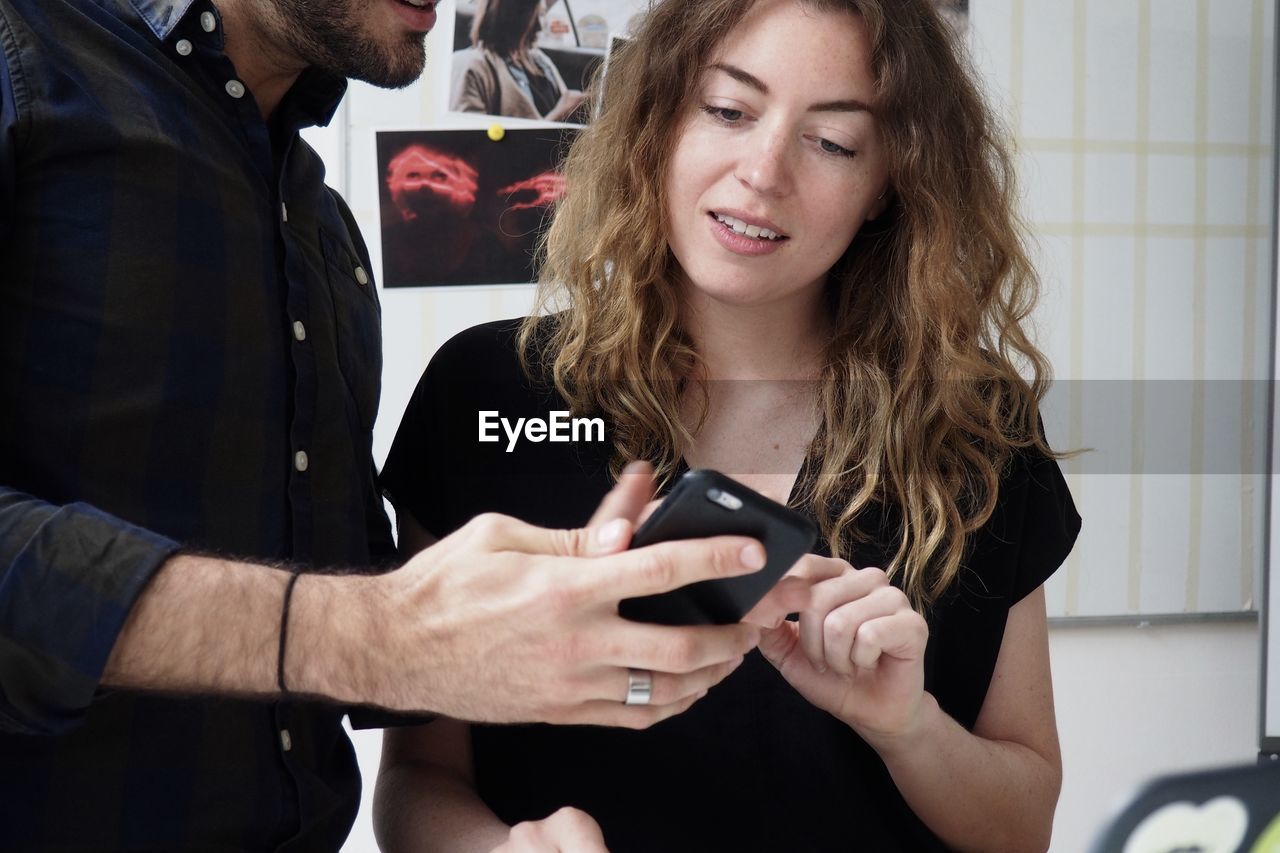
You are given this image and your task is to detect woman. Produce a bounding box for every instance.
[378,0,1080,850]
[451,0,586,122]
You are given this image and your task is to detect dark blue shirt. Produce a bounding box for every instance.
[0,0,395,848]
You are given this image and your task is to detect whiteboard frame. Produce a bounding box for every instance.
[1264,0,1280,755]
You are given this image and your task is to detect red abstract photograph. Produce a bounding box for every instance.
[377,128,578,287]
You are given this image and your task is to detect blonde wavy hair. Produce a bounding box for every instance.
[520,0,1053,610]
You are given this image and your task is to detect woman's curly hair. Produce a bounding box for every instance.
[521,0,1054,610]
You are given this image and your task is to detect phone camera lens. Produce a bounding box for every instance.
[706,488,743,511]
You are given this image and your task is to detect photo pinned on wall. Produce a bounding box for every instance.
[591,33,630,112]
[377,128,578,288]
[449,0,652,125]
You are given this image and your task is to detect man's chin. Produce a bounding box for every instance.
[352,40,427,88]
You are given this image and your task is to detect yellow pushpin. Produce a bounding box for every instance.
[486,123,506,142]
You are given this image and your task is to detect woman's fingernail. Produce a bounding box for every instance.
[596,518,627,548]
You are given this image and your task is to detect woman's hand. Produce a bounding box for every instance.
[756,560,930,741]
[491,807,609,853]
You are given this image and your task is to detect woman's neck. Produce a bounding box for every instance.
[677,288,829,503]
[682,288,831,381]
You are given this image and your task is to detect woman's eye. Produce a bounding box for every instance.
[703,105,744,123]
[818,137,855,158]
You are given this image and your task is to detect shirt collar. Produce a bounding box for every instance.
[128,0,200,40]
[280,67,349,130]
[127,0,348,129]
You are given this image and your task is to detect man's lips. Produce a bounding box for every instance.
[388,0,437,32]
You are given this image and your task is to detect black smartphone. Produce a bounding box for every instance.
[617,469,818,626]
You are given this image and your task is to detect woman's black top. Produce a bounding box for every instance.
[381,319,1081,852]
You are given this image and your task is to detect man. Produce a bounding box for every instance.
[0,0,784,848]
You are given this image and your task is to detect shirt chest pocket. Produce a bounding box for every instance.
[320,228,382,432]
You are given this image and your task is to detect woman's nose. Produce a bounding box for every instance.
[734,127,794,198]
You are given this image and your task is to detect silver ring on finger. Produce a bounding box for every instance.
[624,668,652,705]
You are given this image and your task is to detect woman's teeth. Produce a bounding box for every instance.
[713,213,782,241]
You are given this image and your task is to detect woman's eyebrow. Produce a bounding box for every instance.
[708,62,872,114]
[709,62,769,93]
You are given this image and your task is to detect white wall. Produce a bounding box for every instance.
[1048,620,1260,850]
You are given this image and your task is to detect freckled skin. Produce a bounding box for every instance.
[664,0,891,312]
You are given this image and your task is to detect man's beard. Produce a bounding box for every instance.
[269,0,428,88]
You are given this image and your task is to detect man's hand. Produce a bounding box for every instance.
[491,807,608,853]
[291,463,763,728]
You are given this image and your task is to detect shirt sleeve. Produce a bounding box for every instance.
[0,17,181,737]
[0,6,23,245]
[1008,448,1082,605]
[0,489,179,735]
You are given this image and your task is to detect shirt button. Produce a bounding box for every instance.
[292,320,307,342]
[280,728,292,752]
[294,451,309,473]
[225,79,245,99]
[200,11,217,31]
[354,266,369,286]
[175,39,193,56]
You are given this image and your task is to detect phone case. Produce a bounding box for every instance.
[618,469,819,626]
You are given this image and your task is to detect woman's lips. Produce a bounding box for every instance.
[707,211,789,257]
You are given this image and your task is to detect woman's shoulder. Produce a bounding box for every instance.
[433,316,522,355]
[386,317,559,493]
[951,440,1080,606]
[423,315,561,395]
[427,317,525,376]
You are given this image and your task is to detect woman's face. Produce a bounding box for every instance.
[664,0,891,311]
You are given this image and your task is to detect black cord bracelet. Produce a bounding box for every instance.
[277,571,302,694]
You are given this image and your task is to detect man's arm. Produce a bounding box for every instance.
[14,468,766,730]
[282,467,765,725]
[101,552,290,696]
